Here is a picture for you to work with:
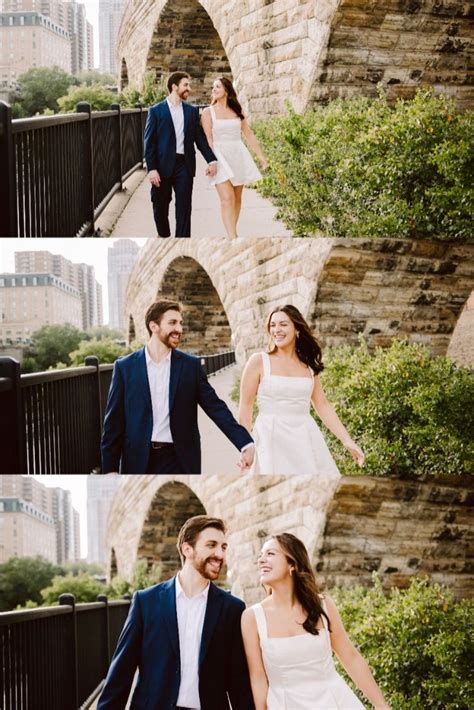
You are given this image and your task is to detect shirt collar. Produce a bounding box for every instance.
[166,96,182,110]
[175,573,210,601]
[145,345,172,367]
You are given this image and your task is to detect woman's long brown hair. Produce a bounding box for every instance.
[267,305,324,374]
[212,76,245,120]
[269,533,331,635]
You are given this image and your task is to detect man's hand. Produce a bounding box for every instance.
[206,162,217,177]
[239,443,255,471]
[148,169,161,187]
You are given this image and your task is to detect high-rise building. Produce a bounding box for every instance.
[98,0,125,75]
[0,272,82,344]
[14,250,103,331]
[107,239,139,332]
[0,476,80,563]
[0,11,70,84]
[86,475,121,564]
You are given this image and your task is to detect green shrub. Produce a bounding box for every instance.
[57,83,118,112]
[40,573,106,605]
[319,339,473,477]
[331,576,474,709]
[119,71,167,108]
[254,89,473,239]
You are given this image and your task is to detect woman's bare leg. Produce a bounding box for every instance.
[215,180,237,238]
[234,185,244,235]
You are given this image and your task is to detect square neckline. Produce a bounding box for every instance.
[256,602,327,640]
[262,352,314,381]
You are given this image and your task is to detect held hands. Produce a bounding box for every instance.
[259,156,269,171]
[148,169,161,187]
[238,443,255,472]
[343,439,365,467]
[206,162,217,177]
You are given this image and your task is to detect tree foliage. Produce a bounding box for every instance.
[254,89,473,239]
[30,323,87,370]
[69,338,129,366]
[0,556,62,611]
[40,573,107,605]
[13,66,77,116]
[119,71,167,108]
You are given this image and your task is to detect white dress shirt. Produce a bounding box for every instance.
[175,574,210,709]
[166,97,185,154]
[145,346,173,442]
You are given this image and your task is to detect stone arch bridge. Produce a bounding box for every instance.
[106,472,473,603]
[125,238,474,362]
[117,0,473,117]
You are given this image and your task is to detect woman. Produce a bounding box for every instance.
[241,533,390,710]
[239,305,364,475]
[201,76,268,238]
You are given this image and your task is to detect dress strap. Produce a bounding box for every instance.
[209,104,217,123]
[252,603,268,641]
[261,352,271,378]
[319,596,333,652]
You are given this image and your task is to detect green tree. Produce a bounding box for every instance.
[0,556,63,611]
[109,558,162,598]
[77,70,117,87]
[31,323,87,370]
[57,83,118,113]
[14,66,77,116]
[87,325,126,341]
[20,356,40,373]
[41,573,107,605]
[62,560,105,577]
[69,338,129,366]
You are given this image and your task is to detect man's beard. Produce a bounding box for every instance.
[158,331,181,348]
[194,555,223,580]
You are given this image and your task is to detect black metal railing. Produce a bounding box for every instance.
[0,350,236,474]
[0,356,113,475]
[200,350,236,375]
[0,593,131,710]
[0,101,147,237]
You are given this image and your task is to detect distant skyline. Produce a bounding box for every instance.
[0,238,146,324]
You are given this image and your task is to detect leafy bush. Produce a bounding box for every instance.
[331,576,474,709]
[319,339,473,477]
[109,558,162,598]
[69,338,129,366]
[13,66,77,116]
[119,71,167,108]
[57,83,118,112]
[254,89,473,239]
[40,573,107,605]
[0,556,62,611]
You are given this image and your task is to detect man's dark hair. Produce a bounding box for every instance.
[176,515,227,564]
[145,300,181,336]
[167,71,190,93]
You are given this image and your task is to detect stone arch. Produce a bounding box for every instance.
[120,58,129,90]
[157,256,232,354]
[128,314,136,344]
[447,290,474,367]
[110,548,118,579]
[136,481,227,584]
[146,0,232,105]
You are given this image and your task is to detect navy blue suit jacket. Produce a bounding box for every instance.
[97,578,255,710]
[101,347,253,474]
[144,100,216,178]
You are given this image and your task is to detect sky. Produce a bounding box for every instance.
[0,238,147,324]
[84,0,101,69]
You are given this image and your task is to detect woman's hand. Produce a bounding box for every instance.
[259,156,268,170]
[343,439,365,466]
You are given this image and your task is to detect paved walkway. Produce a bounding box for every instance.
[98,155,291,238]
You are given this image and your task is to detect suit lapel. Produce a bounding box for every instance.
[162,98,175,131]
[169,349,184,413]
[137,347,153,413]
[199,583,224,668]
[183,101,190,139]
[162,577,180,660]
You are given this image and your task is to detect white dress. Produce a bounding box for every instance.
[207,105,262,186]
[252,601,365,710]
[249,352,342,477]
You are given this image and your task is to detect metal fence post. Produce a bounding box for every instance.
[0,101,17,237]
[111,103,123,190]
[97,594,111,664]
[0,357,25,474]
[85,355,102,470]
[135,103,144,166]
[59,593,79,709]
[76,102,95,234]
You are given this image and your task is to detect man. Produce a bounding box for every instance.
[97,516,255,710]
[144,71,218,238]
[101,299,255,474]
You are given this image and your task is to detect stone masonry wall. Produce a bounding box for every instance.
[106,472,474,602]
[117,0,473,119]
[125,238,474,361]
